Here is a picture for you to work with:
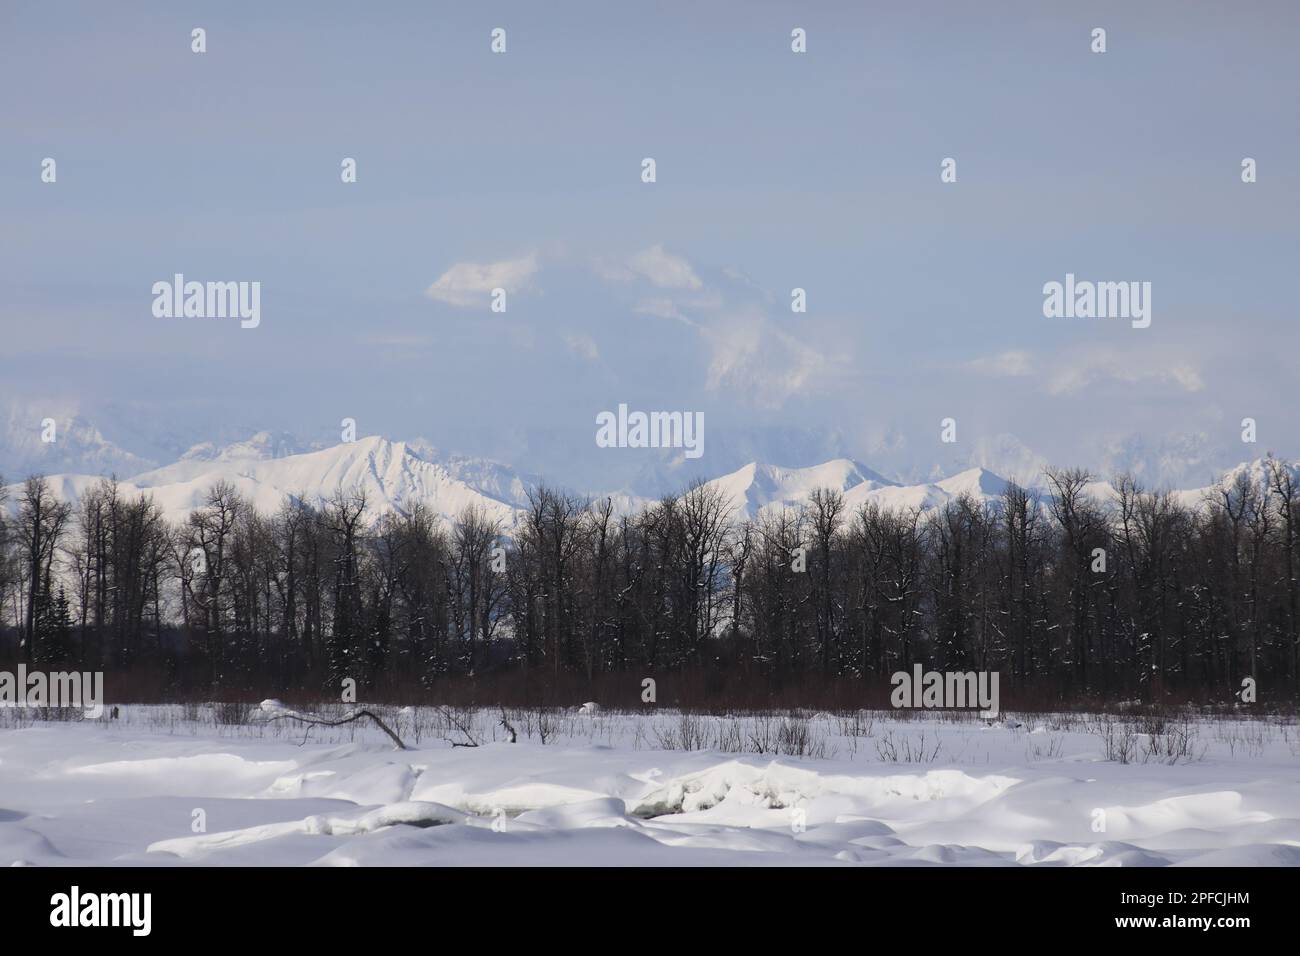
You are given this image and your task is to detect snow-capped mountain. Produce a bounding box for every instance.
[1058,458,1300,518]
[0,401,156,479]
[1097,431,1219,491]
[4,417,1297,534]
[405,439,539,507]
[2,437,1022,530]
[848,467,1010,514]
[860,428,1048,488]
[141,436,524,528]
[701,461,1012,519]
[105,430,320,490]
[178,430,311,464]
[3,437,524,531]
[1168,457,1300,511]
[703,459,895,518]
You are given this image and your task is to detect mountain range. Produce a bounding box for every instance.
[3,427,1294,530]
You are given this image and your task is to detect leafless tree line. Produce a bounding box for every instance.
[0,458,1297,703]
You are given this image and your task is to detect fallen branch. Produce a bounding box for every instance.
[438,706,481,747]
[259,702,408,751]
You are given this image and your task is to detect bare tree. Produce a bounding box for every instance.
[16,476,72,662]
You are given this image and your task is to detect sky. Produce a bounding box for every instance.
[2,0,1297,493]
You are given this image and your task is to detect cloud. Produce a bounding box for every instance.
[361,334,433,347]
[595,244,703,290]
[595,245,829,408]
[1048,349,1205,395]
[965,346,1205,398]
[425,254,538,308]
[564,333,599,361]
[628,245,703,289]
[633,298,698,326]
[702,309,830,409]
[967,350,1034,377]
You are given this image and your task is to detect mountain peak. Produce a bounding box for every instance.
[180,430,308,463]
[6,422,1296,533]
[936,467,1010,499]
[0,401,155,479]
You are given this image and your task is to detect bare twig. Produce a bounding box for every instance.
[438,706,481,747]
[499,710,518,743]
[263,708,408,751]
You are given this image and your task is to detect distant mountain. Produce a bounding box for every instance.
[704,459,895,518]
[178,430,312,464]
[3,402,1278,503]
[864,430,1049,488]
[3,437,523,530]
[1168,457,1300,511]
[4,440,1020,529]
[0,401,156,479]
[1097,432,1220,490]
[406,438,539,507]
[698,460,1014,520]
[1069,457,1300,514]
[4,418,1298,535]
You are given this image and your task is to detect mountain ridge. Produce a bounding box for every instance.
[5,432,1296,531]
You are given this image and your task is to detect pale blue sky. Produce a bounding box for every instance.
[2,1,1297,491]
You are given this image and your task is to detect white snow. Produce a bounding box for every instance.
[5,430,1297,533]
[1,437,524,530]
[1,706,1297,866]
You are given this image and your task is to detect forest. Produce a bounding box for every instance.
[1,460,1297,710]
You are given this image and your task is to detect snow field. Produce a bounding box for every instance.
[1,704,1297,866]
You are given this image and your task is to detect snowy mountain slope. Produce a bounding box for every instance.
[863,430,1049,488]
[1168,457,1300,512]
[696,460,1019,520]
[1097,431,1219,492]
[0,401,156,479]
[1056,458,1300,513]
[119,430,317,488]
[4,426,1297,533]
[2,437,523,530]
[146,436,522,528]
[703,459,898,518]
[843,467,1011,515]
[701,462,1014,520]
[178,430,310,464]
[406,439,539,508]
[6,443,1011,529]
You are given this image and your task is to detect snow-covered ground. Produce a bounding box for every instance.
[1,705,1298,866]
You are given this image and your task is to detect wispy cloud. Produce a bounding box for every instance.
[594,244,703,290]
[425,254,539,309]
[597,246,830,408]
[967,346,1205,397]
[633,298,698,326]
[563,333,599,361]
[361,334,434,348]
[1048,349,1205,395]
[702,308,830,409]
[967,350,1034,377]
